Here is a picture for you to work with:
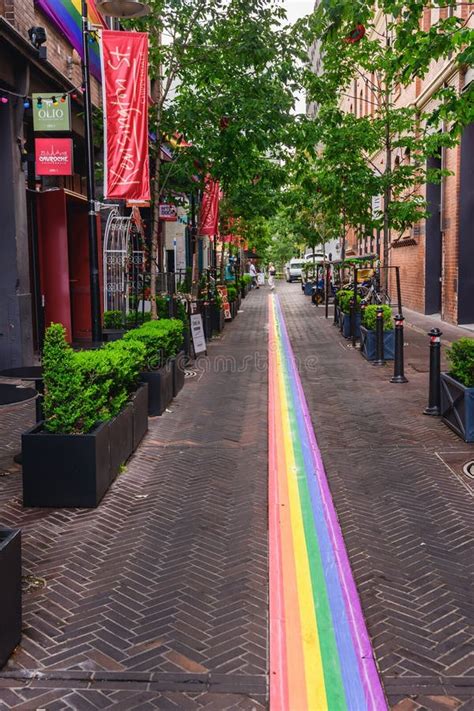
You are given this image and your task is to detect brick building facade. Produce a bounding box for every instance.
[310,4,474,326]
[0,0,103,367]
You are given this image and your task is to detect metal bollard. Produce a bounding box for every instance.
[423,328,442,415]
[390,314,408,383]
[372,306,386,366]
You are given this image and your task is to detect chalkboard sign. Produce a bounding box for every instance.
[190,314,207,356]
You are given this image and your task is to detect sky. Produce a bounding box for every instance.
[283,0,315,113]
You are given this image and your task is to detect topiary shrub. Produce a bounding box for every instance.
[446,337,474,388]
[362,304,393,331]
[42,324,145,434]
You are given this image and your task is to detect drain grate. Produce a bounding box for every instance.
[462,461,474,479]
[184,370,197,379]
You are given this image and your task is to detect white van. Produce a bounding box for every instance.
[285,258,306,282]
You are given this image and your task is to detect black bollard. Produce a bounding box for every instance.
[390,314,408,383]
[372,306,386,366]
[350,298,356,346]
[423,328,442,415]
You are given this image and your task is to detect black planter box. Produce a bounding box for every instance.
[183,327,191,357]
[0,529,21,668]
[440,372,474,443]
[202,304,213,341]
[141,365,173,416]
[212,305,225,333]
[230,301,237,319]
[171,352,185,397]
[22,421,111,508]
[109,402,133,478]
[360,326,395,360]
[341,312,361,338]
[102,329,126,342]
[131,382,148,449]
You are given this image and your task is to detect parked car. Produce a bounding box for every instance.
[285,259,306,282]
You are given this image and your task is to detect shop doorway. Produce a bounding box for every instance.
[425,153,442,315]
[458,123,474,325]
[37,189,102,342]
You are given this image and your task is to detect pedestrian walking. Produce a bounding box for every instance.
[268,262,276,290]
[249,261,258,289]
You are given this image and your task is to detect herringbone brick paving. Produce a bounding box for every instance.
[0,293,267,709]
[279,283,473,711]
[1,285,473,710]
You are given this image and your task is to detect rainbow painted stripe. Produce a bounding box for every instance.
[36,0,105,80]
[268,294,387,711]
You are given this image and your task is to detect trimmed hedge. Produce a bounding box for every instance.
[123,319,184,371]
[362,305,393,331]
[42,324,145,435]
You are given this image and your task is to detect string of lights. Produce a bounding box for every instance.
[0,84,84,107]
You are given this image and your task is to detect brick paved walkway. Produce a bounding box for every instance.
[278,282,473,711]
[0,293,268,709]
[0,284,472,710]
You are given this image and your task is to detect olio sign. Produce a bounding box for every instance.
[33,93,71,132]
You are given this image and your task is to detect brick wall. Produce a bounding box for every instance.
[1,0,101,105]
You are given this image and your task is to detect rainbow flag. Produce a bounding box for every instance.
[35,0,106,80]
[268,294,387,710]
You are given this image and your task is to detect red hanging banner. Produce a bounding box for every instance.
[101,30,150,202]
[199,175,220,237]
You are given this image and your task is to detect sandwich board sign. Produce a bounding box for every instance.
[190,314,206,356]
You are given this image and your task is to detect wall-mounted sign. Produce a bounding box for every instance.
[159,204,178,221]
[33,93,71,132]
[35,138,73,175]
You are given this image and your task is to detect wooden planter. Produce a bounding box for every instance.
[360,326,395,360]
[440,373,474,443]
[340,312,361,338]
[141,365,173,416]
[0,529,21,668]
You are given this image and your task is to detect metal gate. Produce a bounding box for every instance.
[103,208,145,316]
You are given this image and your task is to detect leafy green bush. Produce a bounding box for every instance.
[337,289,361,314]
[446,337,474,388]
[125,311,151,328]
[42,324,145,434]
[123,319,184,370]
[103,310,124,329]
[242,274,252,286]
[362,305,393,331]
[226,286,237,302]
[156,296,188,325]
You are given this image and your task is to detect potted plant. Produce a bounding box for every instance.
[337,290,361,338]
[103,310,126,342]
[441,337,474,442]
[212,292,225,333]
[0,528,21,668]
[22,325,147,508]
[227,285,238,319]
[360,305,395,360]
[124,319,184,416]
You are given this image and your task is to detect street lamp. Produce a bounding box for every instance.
[96,0,150,16]
[81,0,149,342]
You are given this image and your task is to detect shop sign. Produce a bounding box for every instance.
[217,285,232,321]
[33,93,71,132]
[35,138,73,175]
[159,204,178,221]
